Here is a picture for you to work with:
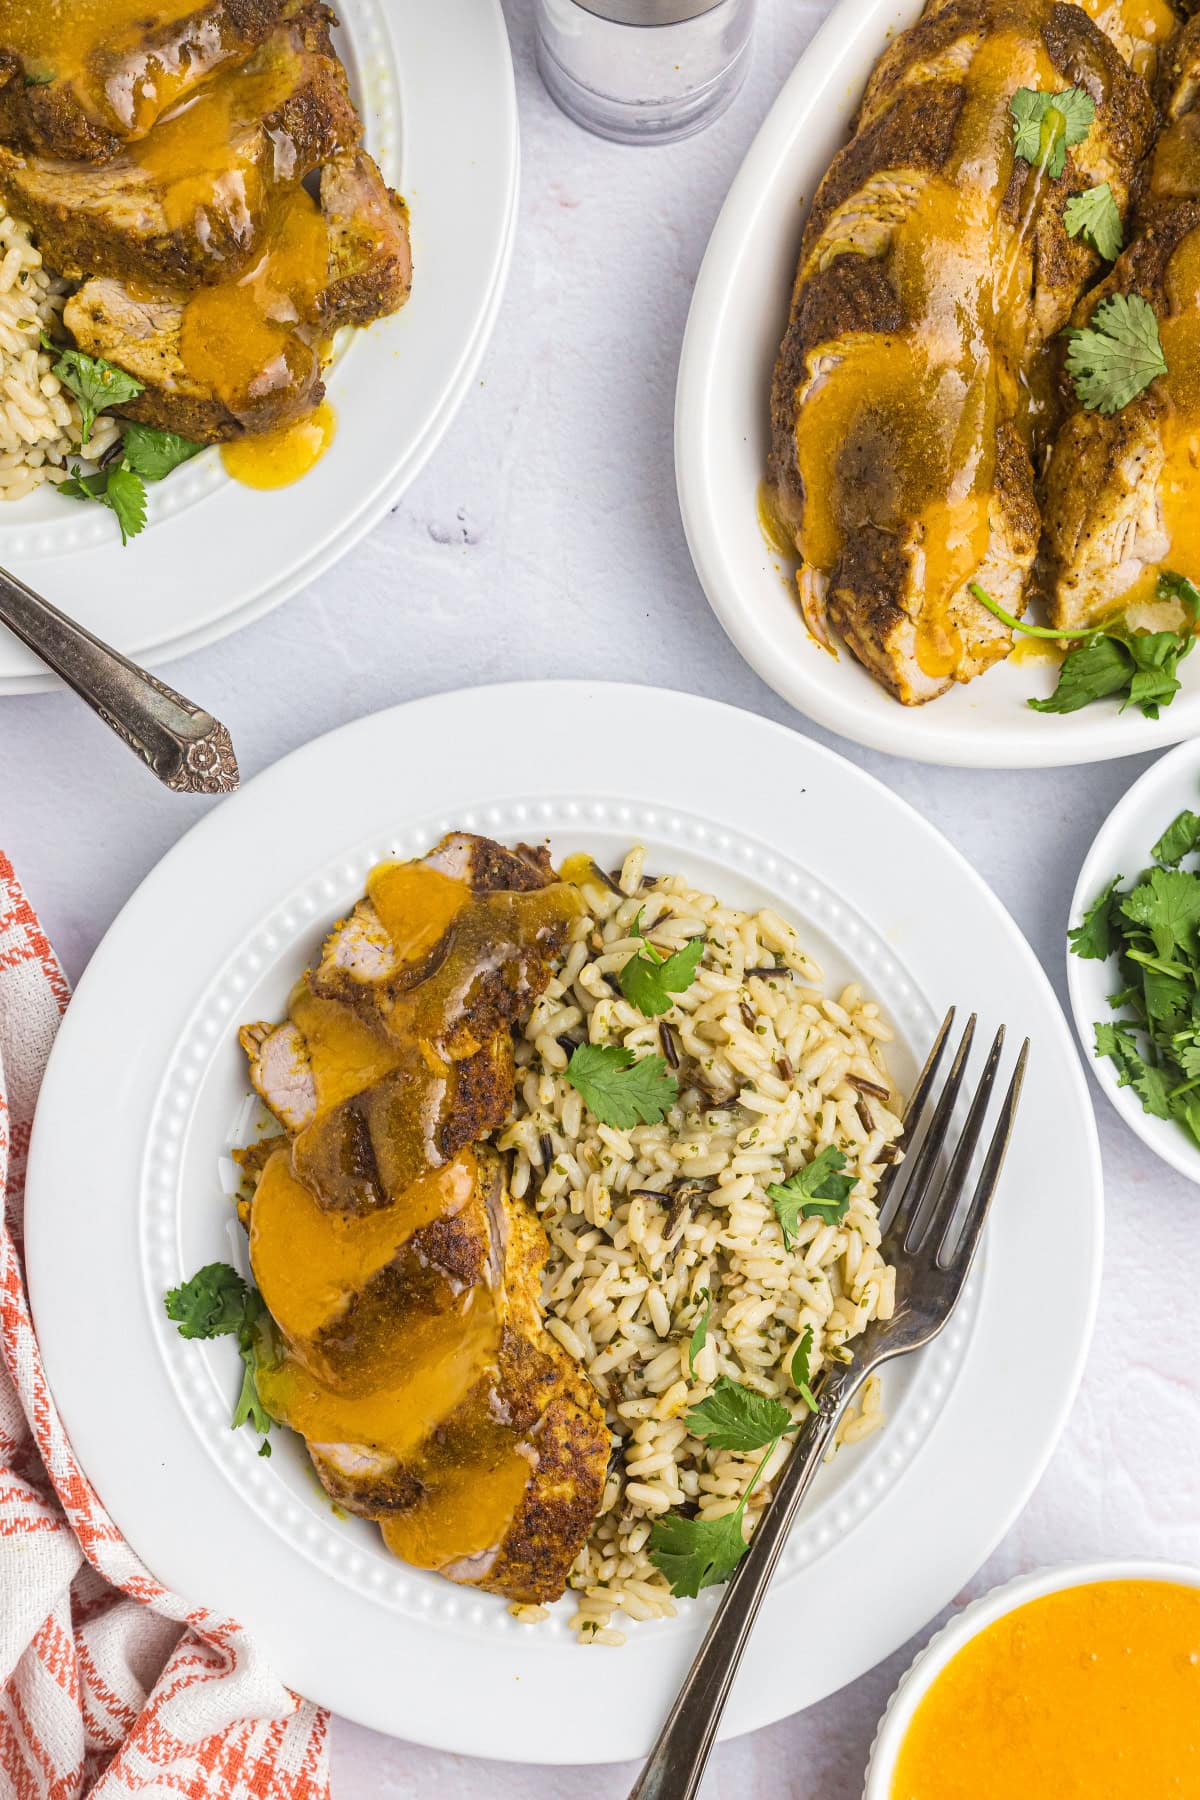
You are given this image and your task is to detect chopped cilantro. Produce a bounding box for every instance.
[1070,796,1200,1150]
[767,1146,855,1247]
[971,573,1197,719]
[647,1505,750,1599]
[688,1287,712,1376]
[1063,182,1123,260]
[41,333,143,450]
[1010,86,1095,179]
[564,1043,678,1129]
[618,935,704,1017]
[1064,293,1167,415]
[790,1326,819,1415]
[684,1376,791,1453]
[164,1262,277,1446]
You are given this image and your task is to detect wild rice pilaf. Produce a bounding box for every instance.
[500,849,904,1645]
[0,202,118,501]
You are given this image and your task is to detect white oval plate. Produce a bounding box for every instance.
[24,682,1102,1763]
[863,1559,1200,1796]
[0,0,518,695]
[1068,737,1200,1184]
[674,0,1200,769]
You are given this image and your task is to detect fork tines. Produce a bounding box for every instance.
[879,1007,1028,1276]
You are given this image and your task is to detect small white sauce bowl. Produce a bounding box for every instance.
[862,1558,1200,1799]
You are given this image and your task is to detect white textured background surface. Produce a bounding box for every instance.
[2,1,1199,1793]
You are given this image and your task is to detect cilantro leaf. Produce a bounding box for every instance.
[790,1326,818,1415]
[1028,634,1135,714]
[684,1376,791,1452]
[1064,294,1167,415]
[121,421,205,481]
[59,458,147,545]
[618,936,704,1017]
[1094,1020,1143,1087]
[648,1505,749,1598]
[1069,875,1124,961]
[688,1287,712,1376]
[165,1263,277,1445]
[104,462,147,544]
[1152,811,1200,867]
[564,1043,678,1129]
[164,1262,250,1338]
[41,333,143,449]
[1063,182,1123,260]
[767,1146,855,1247]
[1011,86,1095,179]
[1120,867,1200,960]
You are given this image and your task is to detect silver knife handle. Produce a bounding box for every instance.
[628,1363,862,1800]
[0,563,239,794]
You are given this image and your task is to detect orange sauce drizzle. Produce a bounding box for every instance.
[248,863,584,1577]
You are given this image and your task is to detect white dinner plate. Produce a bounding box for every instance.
[1068,737,1200,1185]
[675,0,1200,769]
[0,0,518,695]
[24,682,1102,1763]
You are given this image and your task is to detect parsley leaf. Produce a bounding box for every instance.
[1064,293,1167,415]
[685,1376,791,1452]
[1152,810,1200,867]
[564,1043,678,1129]
[790,1325,819,1415]
[1011,86,1095,179]
[1063,182,1123,260]
[688,1287,712,1376]
[648,1505,749,1598]
[1069,875,1124,961]
[618,936,704,1017]
[121,421,205,481]
[41,333,143,449]
[164,1262,277,1445]
[767,1146,855,1247]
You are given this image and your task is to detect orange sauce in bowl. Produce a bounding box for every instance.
[892,1579,1200,1799]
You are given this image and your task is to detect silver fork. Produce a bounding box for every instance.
[628,1008,1028,1800]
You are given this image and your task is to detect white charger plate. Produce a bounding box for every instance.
[0,0,518,695]
[1068,737,1200,1184]
[674,0,1200,769]
[24,682,1102,1762]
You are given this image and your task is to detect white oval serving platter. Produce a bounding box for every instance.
[0,0,518,694]
[674,0,1200,769]
[24,682,1102,1762]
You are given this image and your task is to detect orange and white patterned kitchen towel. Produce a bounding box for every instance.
[0,852,331,1800]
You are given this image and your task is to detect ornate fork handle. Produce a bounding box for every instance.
[629,1360,864,1800]
[0,564,239,794]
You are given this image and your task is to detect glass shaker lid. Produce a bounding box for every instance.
[571,0,729,22]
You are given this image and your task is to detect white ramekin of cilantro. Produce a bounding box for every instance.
[1067,737,1200,1184]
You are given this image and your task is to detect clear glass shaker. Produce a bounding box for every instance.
[534,0,756,146]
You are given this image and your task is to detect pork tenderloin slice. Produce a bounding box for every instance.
[62,274,324,443]
[0,0,289,164]
[316,149,412,333]
[239,1019,318,1133]
[0,5,358,287]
